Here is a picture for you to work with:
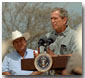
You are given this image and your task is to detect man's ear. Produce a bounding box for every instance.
[63,17,68,24]
[12,41,16,49]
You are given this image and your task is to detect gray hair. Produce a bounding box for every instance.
[51,7,69,19]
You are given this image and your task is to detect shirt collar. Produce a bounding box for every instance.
[54,25,70,37]
[15,48,28,58]
[62,25,70,36]
[24,49,28,57]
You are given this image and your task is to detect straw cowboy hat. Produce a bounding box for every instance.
[12,30,30,41]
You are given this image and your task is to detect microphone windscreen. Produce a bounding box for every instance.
[48,34,56,42]
[39,35,47,42]
[38,35,47,47]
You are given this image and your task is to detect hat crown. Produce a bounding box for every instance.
[12,30,23,41]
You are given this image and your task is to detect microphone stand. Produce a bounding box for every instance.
[43,43,47,53]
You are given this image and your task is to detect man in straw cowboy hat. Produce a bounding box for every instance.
[2,30,42,75]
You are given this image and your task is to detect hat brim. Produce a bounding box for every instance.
[23,32,30,41]
[4,32,31,47]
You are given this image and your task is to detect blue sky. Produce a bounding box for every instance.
[44,2,82,16]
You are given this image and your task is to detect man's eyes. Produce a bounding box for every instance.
[51,17,58,20]
[15,39,24,42]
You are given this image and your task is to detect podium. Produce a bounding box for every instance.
[21,56,70,71]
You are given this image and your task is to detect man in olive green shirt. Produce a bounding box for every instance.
[42,7,79,75]
[47,25,78,55]
[46,7,78,57]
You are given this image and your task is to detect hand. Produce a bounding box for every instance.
[62,69,70,75]
[73,67,82,74]
[47,47,56,57]
[33,50,39,58]
[2,72,11,75]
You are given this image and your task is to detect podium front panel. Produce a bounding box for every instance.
[21,56,70,71]
[21,58,36,71]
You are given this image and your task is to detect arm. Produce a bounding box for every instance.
[72,67,82,75]
[47,48,72,57]
[2,55,12,75]
[62,67,82,75]
[2,72,11,75]
[59,54,72,56]
[47,47,57,57]
[62,69,71,75]
[30,71,43,75]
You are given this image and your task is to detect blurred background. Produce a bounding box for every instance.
[2,2,82,53]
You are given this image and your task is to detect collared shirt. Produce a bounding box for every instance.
[46,26,78,55]
[2,49,34,75]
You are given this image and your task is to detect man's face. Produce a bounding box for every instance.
[13,37,27,54]
[51,11,67,32]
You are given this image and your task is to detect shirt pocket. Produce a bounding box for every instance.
[60,44,69,54]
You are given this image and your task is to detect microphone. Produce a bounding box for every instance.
[38,35,47,48]
[47,34,56,46]
[38,34,56,53]
[38,35,47,53]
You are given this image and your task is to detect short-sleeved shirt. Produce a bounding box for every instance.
[42,26,79,75]
[46,26,78,55]
[2,48,34,75]
[40,26,79,75]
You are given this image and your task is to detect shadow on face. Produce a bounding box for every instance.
[13,37,27,54]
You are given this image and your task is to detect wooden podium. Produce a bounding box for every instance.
[21,56,70,71]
